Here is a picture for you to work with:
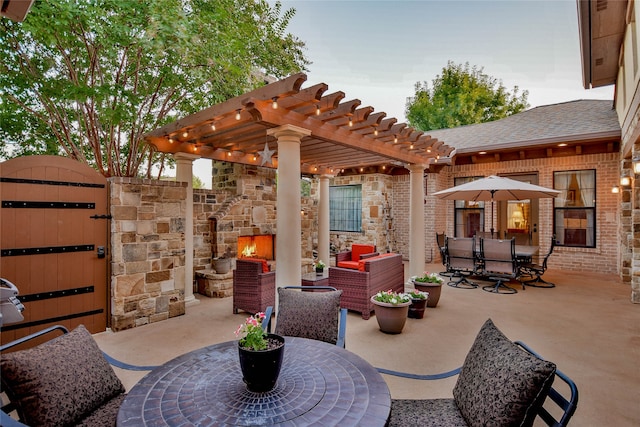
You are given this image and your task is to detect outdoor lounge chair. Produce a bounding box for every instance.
[233,258,276,314]
[263,286,347,348]
[520,235,557,288]
[388,319,579,427]
[445,237,478,289]
[0,325,126,427]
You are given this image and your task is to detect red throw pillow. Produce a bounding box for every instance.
[242,258,270,273]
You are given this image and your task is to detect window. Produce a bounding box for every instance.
[454,176,485,237]
[330,185,362,232]
[553,170,596,248]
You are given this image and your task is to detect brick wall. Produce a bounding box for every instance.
[394,152,622,276]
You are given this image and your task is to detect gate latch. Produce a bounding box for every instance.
[97,246,106,259]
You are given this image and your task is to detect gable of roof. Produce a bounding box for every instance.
[428,100,619,155]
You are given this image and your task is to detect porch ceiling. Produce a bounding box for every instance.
[144,73,454,175]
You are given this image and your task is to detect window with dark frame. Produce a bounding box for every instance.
[329,184,362,232]
[553,170,596,248]
[453,176,485,238]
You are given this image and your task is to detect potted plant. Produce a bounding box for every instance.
[406,290,429,319]
[212,247,234,274]
[235,312,285,392]
[412,272,444,308]
[314,259,326,275]
[370,290,412,334]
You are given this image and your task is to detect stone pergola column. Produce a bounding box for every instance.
[407,164,427,279]
[268,125,312,290]
[317,174,332,266]
[175,152,200,306]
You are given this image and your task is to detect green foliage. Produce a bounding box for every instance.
[192,175,205,189]
[405,61,529,131]
[0,0,309,176]
[413,272,444,284]
[235,312,268,351]
[372,290,411,305]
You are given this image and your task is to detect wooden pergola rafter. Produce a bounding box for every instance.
[145,73,454,175]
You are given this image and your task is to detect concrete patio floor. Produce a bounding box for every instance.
[95,262,640,427]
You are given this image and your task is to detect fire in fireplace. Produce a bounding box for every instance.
[237,235,275,260]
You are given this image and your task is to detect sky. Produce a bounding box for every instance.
[192,0,614,187]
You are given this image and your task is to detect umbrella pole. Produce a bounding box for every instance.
[490,191,496,238]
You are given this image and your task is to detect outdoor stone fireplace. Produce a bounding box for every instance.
[237,234,275,260]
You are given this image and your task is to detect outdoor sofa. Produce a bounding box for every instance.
[329,252,404,319]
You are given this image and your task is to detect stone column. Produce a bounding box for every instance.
[175,152,200,306]
[407,164,427,279]
[267,125,312,291]
[317,174,332,266]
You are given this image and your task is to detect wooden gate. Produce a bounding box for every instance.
[0,156,109,344]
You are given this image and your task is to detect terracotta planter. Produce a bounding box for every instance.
[408,297,428,319]
[371,296,411,334]
[413,280,442,308]
[238,334,285,392]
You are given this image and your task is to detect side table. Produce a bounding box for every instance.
[301,271,329,288]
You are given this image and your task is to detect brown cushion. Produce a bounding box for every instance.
[1,325,125,427]
[452,319,556,427]
[275,288,342,345]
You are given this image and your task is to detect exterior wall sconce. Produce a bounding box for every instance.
[612,185,620,194]
[633,156,640,174]
[620,175,631,187]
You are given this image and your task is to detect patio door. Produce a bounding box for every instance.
[497,173,540,245]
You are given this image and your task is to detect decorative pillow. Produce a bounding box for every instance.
[351,244,376,262]
[1,325,125,427]
[275,288,342,345]
[452,319,556,427]
[243,258,269,273]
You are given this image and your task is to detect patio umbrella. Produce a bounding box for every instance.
[433,175,560,235]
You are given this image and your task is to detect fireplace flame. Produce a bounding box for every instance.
[241,243,257,257]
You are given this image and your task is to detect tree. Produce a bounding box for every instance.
[0,0,309,177]
[405,61,529,131]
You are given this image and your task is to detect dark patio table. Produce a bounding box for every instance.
[117,336,391,426]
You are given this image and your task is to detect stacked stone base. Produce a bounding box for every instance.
[196,269,234,298]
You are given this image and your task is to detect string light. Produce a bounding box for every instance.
[394,135,398,143]
[410,144,414,150]
[316,105,320,115]
[168,137,174,144]
[235,110,241,120]
[272,97,278,109]
[211,123,216,131]
[348,116,353,127]
[374,128,378,136]
[182,131,188,138]
[227,151,232,157]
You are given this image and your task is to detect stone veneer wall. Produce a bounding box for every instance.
[109,178,187,331]
[328,174,395,254]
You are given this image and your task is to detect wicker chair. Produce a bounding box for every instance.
[233,259,276,315]
[335,244,377,269]
[329,253,404,319]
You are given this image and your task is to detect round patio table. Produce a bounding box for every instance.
[117,336,391,426]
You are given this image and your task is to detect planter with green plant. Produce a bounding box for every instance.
[370,290,412,334]
[412,272,444,308]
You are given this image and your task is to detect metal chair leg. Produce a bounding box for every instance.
[482,277,518,294]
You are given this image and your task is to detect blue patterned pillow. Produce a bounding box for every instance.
[275,288,342,345]
[452,319,556,427]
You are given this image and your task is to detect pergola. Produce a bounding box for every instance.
[144,73,454,303]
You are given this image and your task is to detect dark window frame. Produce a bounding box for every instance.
[553,169,596,248]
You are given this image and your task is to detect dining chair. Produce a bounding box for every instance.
[263,286,347,348]
[435,232,453,277]
[520,235,557,288]
[445,237,478,289]
[504,232,531,246]
[0,325,126,427]
[480,237,520,294]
